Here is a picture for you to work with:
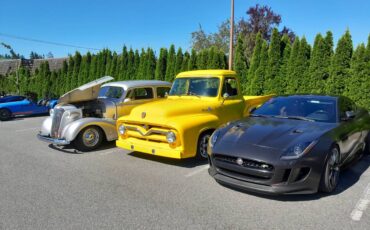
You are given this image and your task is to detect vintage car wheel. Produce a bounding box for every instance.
[197,132,212,160]
[0,108,12,121]
[319,147,340,193]
[73,126,104,152]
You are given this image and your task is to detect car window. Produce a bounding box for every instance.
[157,87,170,98]
[129,88,154,100]
[221,77,238,97]
[98,86,124,99]
[169,77,220,97]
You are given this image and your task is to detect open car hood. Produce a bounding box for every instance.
[58,76,114,104]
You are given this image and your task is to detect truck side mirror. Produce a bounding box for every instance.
[123,98,131,103]
[223,93,229,99]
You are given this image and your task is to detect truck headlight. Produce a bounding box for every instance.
[118,124,127,135]
[281,140,318,160]
[166,131,176,143]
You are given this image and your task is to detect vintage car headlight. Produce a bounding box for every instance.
[281,140,318,160]
[209,130,220,148]
[49,109,54,116]
[118,124,127,135]
[166,131,176,143]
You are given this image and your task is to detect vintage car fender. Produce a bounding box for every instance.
[166,113,221,158]
[61,117,117,142]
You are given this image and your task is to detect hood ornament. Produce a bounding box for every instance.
[141,112,146,119]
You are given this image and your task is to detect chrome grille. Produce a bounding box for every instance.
[50,108,64,138]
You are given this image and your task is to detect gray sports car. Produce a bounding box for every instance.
[208,95,370,195]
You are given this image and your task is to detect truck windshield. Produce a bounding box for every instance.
[98,86,124,99]
[169,77,220,97]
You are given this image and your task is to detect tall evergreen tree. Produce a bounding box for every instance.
[345,44,369,108]
[71,52,82,89]
[234,34,248,90]
[264,28,281,93]
[155,48,167,80]
[165,45,176,81]
[181,51,190,71]
[174,48,184,74]
[246,32,263,94]
[326,30,353,95]
[188,49,197,70]
[275,34,291,94]
[249,40,268,95]
[145,48,156,80]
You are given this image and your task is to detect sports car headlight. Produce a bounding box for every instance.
[281,140,318,160]
[118,124,127,135]
[209,130,220,148]
[166,131,176,143]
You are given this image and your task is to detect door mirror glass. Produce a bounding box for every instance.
[345,111,355,119]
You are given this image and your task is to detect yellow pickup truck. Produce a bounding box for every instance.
[116,70,272,159]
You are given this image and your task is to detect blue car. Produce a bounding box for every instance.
[0,98,58,121]
[0,95,26,103]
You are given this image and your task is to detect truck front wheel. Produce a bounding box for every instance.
[73,126,104,152]
[196,132,212,160]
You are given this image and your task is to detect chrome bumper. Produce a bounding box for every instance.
[37,133,70,145]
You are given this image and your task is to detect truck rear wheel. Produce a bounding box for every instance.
[196,131,212,160]
[0,108,12,121]
[73,126,104,152]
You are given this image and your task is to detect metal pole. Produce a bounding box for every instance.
[228,0,234,70]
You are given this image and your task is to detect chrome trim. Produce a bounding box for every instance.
[125,125,169,136]
[37,134,70,145]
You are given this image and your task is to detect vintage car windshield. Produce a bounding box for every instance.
[169,77,220,97]
[252,97,337,123]
[98,86,124,99]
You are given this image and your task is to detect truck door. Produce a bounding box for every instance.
[220,77,244,123]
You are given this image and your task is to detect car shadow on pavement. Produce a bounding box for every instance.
[221,154,370,202]
[128,151,208,168]
[48,141,117,154]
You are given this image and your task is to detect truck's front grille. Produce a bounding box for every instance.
[124,123,171,143]
[51,108,64,138]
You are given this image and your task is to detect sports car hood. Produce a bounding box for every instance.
[122,97,219,124]
[216,117,337,153]
[58,76,113,104]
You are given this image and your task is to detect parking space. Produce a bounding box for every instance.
[1,116,369,229]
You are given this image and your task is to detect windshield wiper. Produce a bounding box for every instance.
[273,115,315,122]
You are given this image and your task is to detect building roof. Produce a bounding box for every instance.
[0,58,68,76]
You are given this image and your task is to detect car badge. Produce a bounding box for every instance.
[143,125,149,130]
[236,158,243,166]
[141,112,146,119]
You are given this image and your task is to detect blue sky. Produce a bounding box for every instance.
[1,0,369,58]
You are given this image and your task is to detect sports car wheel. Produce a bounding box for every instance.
[73,126,104,152]
[319,147,340,193]
[196,132,211,160]
[0,108,11,121]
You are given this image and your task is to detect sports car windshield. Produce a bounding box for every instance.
[98,86,124,99]
[169,77,220,97]
[252,97,337,123]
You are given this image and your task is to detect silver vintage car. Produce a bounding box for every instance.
[38,76,171,151]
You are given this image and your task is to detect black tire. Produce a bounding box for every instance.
[319,147,340,193]
[73,126,104,152]
[196,131,212,160]
[0,108,12,121]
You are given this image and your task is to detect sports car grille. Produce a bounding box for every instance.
[214,154,274,171]
[50,108,64,138]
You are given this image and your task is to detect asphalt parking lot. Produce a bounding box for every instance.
[1,116,370,229]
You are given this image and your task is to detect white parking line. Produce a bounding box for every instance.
[185,165,209,178]
[14,127,39,132]
[350,183,370,221]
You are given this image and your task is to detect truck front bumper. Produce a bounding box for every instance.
[116,137,185,159]
[37,133,70,146]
